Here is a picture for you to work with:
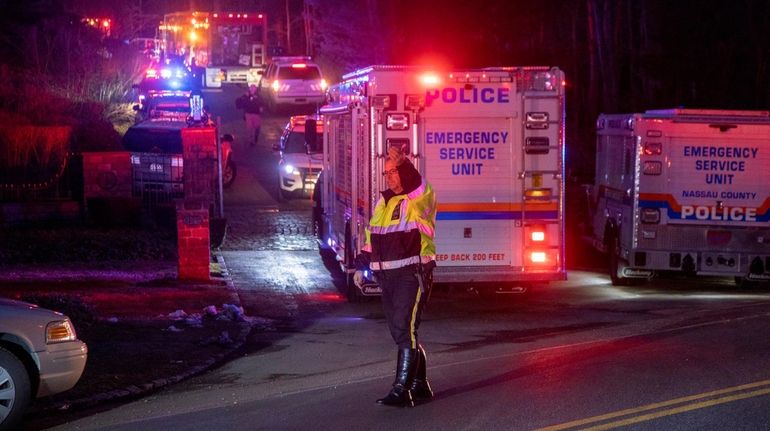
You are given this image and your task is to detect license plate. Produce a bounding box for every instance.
[149,163,164,173]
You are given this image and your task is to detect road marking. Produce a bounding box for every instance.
[535,379,770,431]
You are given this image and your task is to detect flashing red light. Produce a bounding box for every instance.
[258,14,263,19]
[102,20,110,28]
[228,13,233,18]
[213,13,218,18]
[291,63,307,68]
[243,14,248,18]
[531,231,545,242]
[531,251,547,263]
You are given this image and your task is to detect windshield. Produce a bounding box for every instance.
[277,66,321,80]
[123,127,183,153]
[283,132,307,153]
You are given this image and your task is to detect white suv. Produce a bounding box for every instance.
[274,115,323,199]
[259,57,327,112]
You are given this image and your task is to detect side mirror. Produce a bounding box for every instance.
[305,118,319,153]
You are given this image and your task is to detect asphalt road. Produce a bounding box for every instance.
[43,86,770,431]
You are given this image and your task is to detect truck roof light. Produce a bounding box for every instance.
[419,73,441,86]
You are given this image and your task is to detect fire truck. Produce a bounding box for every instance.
[585,109,770,285]
[159,11,268,88]
[314,66,567,299]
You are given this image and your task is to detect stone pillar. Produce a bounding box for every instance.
[176,201,210,281]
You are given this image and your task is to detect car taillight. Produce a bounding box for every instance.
[530,251,547,263]
[320,79,328,90]
[46,320,77,343]
[531,230,545,242]
[291,63,307,68]
[272,80,281,92]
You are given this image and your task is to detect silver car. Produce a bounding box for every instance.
[0,298,88,430]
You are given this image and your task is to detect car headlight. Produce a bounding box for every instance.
[46,319,77,343]
[283,164,298,175]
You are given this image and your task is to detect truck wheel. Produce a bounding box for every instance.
[223,160,236,188]
[0,347,31,431]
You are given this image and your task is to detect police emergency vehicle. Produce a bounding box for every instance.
[585,109,770,285]
[315,65,567,299]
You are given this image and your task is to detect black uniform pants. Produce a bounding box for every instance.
[377,264,427,349]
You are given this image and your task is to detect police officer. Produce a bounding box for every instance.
[235,84,263,147]
[354,146,437,407]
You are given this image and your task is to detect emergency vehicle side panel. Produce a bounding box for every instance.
[592,110,770,279]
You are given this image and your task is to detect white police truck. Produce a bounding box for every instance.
[585,109,770,285]
[315,65,567,300]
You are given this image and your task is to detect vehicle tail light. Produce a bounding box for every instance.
[46,320,77,343]
[272,80,281,92]
[291,63,307,68]
[320,79,328,90]
[640,208,660,224]
[643,142,662,155]
[531,229,545,242]
[524,188,552,202]
[643,161,662,175]
[530,251,547,263]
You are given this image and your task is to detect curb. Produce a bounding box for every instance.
[31,251,254,415]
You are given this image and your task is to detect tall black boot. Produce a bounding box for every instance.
[377,348,417,407]
[411,344,433,401]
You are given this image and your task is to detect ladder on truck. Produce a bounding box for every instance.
[519,93,564,272]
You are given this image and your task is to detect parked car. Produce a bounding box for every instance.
[0,298,88,430]
[258,56,327,113]
[273,115,323,199]
[123,120,236,202]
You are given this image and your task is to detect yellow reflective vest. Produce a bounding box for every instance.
[363,179,437,271]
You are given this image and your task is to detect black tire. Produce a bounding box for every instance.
[0,347,32,431]
[223,160,236,188]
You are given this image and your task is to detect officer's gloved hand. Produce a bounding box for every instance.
[353,270,365,288]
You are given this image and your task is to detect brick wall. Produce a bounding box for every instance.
[176,201,210,281]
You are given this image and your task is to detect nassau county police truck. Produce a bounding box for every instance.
[314,65,566,300]
[585,108,770,285]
